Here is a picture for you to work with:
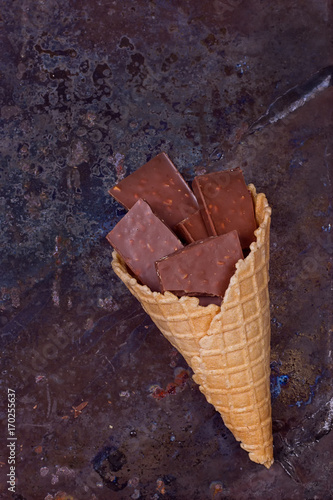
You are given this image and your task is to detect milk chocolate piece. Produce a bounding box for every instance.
[106,199,183,292]
[109,152,199,230]
[174,210,209,243]
[171,292,222,307]
[156,230,243,297]
[197,296,222,307]
[192,167,257,248]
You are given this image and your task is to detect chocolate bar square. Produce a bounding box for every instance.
[106,199,183,292]
[109,152,199,230]
[174,210,209,243]
[156,230,243,297]
[192,167,257,248]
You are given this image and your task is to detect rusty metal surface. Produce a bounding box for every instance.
[0,0,332,499]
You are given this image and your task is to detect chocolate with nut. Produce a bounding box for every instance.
[156,230,243,297]
[192,167,257,248]
[106,199,183,292]
[109,152,199,230]
[174,210,209,243]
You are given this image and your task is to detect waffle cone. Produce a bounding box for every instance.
[111,184,273,468]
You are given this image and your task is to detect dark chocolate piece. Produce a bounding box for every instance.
[106,199,183,292]
[192,167,257,248]
[174,210,209,243]
[156,230,243,297]
[109,152,199,230]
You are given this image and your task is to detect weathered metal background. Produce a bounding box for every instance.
[0,0,332,498]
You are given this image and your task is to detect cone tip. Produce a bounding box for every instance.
[248,451,274,469]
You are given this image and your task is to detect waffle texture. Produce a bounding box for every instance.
[111,184,273,468]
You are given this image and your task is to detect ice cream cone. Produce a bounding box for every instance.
[111,184,273,468]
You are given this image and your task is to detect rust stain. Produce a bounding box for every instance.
[150,368,190,400]
[212,482,223,498]
[156,478,166,495]
[54,493,75,500]
[72,401,88,418]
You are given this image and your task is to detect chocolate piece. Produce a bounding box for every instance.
[197,296,222,307]
[174,210,209,243]
[192,167,257,248]
[156,230,243,297]
[106,199,183,292]
[172,290,222,306]
[109,152,199,230]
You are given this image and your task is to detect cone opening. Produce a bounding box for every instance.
[112,185,271,314]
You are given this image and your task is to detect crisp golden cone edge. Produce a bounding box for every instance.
[111,184,273,468]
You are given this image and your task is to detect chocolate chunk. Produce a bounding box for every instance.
[156,230,243,297]
[174,210,209,243]
[109,152,199,230]
[192,167,257,248]
[106,199,183,292]
[171,292,222,307]
[197,296,222,307]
